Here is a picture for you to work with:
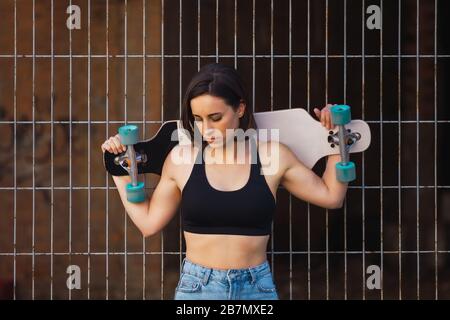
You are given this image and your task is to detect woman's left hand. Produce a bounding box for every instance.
[313,104,336,131]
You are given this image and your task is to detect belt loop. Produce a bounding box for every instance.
[180,257,187,275]
[249,268,257,285]
[202,268,212,286]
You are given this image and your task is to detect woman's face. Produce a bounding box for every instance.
[190,94,245,148]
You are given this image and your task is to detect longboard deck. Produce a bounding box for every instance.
[104,108,371,176]
[253,108,371,168]
[103,120,179,176]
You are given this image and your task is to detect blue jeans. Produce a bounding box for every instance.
[174,258,279,300]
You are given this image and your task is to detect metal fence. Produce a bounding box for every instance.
[0,0,449,300]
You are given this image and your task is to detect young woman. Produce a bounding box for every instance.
[101,63,348,300]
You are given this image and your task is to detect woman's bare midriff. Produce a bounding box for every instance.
[175,142,280,270]
[184,231,270,269]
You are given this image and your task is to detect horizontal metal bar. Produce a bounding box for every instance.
[1,120,450,125]
[0,250,448,256]
[0,54,449,59]
[0,120,163,124]
[0,120,164,125]
[1,185,449,191]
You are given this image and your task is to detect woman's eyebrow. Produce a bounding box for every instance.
[193,112,222,117]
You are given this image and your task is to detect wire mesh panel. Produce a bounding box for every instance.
[0,0,449,300]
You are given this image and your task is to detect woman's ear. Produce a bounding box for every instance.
[238,101,246,118]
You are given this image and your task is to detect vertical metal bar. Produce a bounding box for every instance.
[32,0,36,300]
[307,0,311,300]
[197,0,200,69]
[434,0,438,300]
[50,0,54,300]
[87,0,92,300]
[343,0,348,300]
[325,0,329,300]
[270,0,275,276]
[397,0,402,300]
[179,0,183,279]
[142,0,147,301]
[234,0,237,69]
[288,0,293,301]
[124,0,128,300]
[416,0,420,299]
[380,0,384,300]
[105,0,110,300]
[13,0,17,301]
[361,0,366,300]
[69,0,73,301]
[252,0,255,114]
[161,0,165,300]
[216,0,219,63]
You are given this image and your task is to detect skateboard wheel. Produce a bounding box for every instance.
[125,182,146,203]
[119,125,139,145]
[335,161,356,182]
[330,104,351,125]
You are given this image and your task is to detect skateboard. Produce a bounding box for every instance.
[103,105,371,202]
[254,106,371,170]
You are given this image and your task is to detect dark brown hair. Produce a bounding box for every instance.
[181,63,256,140]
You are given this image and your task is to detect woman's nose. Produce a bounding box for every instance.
[202,121,213,135]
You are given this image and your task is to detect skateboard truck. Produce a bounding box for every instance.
[327,130,361,148]
[118,125,146,203]
[114,152,147,168]
[329,105,356,182]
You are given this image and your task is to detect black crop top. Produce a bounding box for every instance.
[180,137,276,236]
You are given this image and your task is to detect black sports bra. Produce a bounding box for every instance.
[180,137,276,236]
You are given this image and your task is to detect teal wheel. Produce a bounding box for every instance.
[119,125,139,145]
[126,182,146,203]
[330,104,351,125]
[335,161,356,182]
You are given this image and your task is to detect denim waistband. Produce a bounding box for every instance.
[180,257,272,285]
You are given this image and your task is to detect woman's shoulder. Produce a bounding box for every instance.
[162,143,199,178]
[256,139,291,158]
[166,143,199,166]
[256,140,292,173]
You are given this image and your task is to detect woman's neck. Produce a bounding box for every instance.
[206,138,250,164]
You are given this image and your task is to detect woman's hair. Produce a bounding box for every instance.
[181,63,256,140]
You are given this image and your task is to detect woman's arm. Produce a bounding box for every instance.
[279,104,349,209]
[321,153,348,207]
[103,135,181,237]
[112,160,181,237]
[279,143,347,209]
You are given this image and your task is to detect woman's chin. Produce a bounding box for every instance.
[206,139,223,147]
[206,140,218,147]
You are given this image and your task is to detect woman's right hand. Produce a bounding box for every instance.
[101,134,127,154]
